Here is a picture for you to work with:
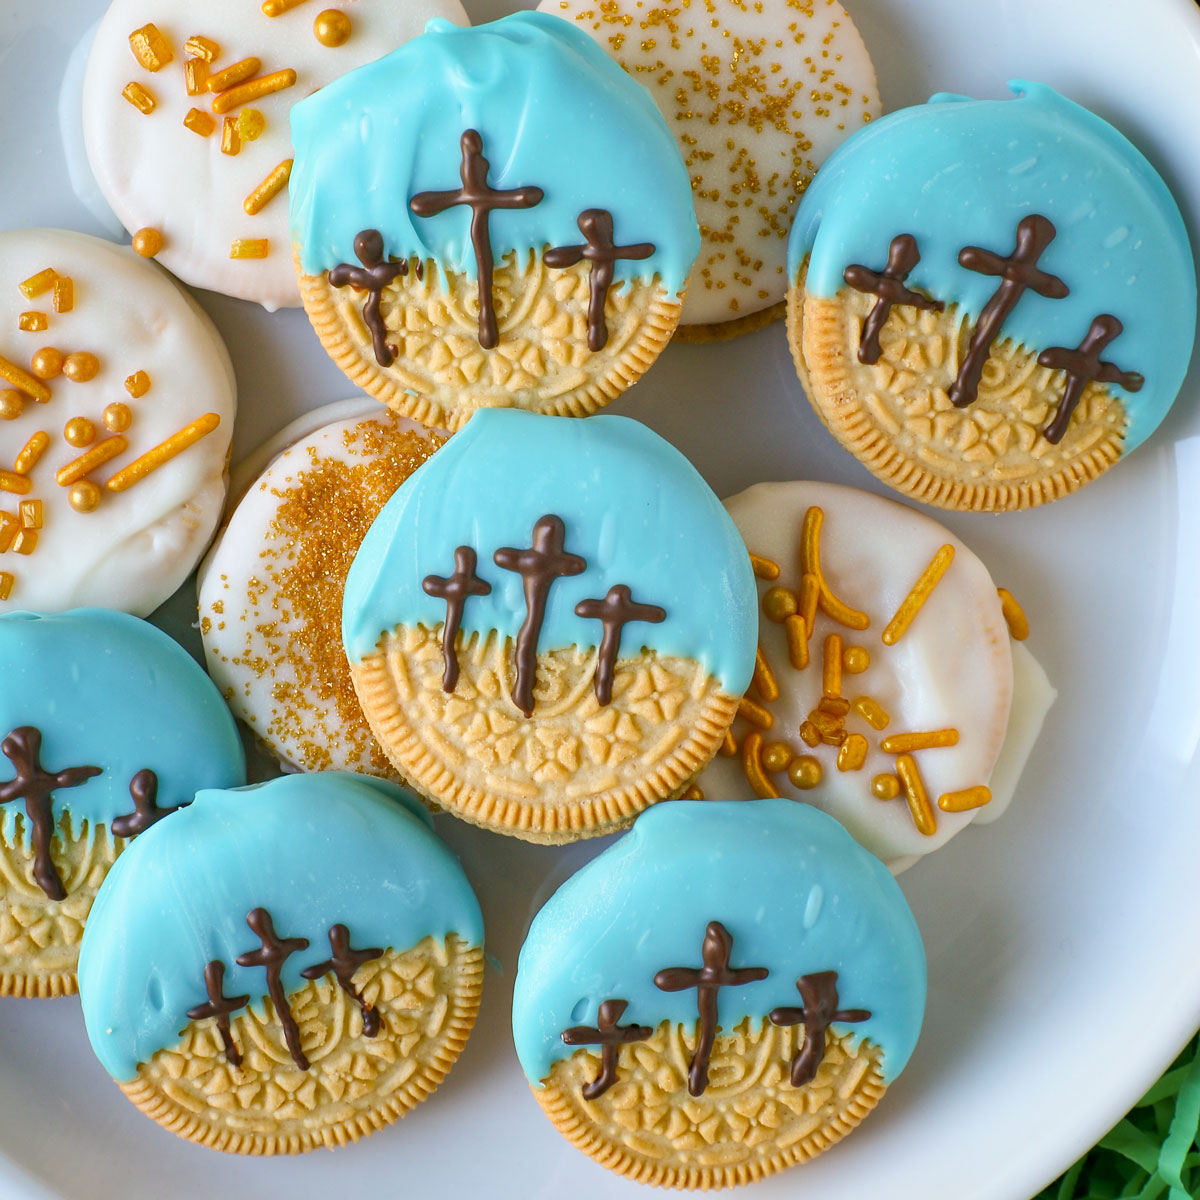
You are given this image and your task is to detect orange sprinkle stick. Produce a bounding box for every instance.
[13,431,49,475]
[880,729,960,754]
[895,754,936,836]
[57,437,128,487]
[822,632,843,698]
[719,729,738,757]
[798,573,819,637]
[882,544,955,646]
[800,507,869,631]
[749,552,780,581]
[206,57,261,93]
[938,785,992,813]
[752,645,779,703]
[0,355,50,403]
[997,587,1029,640]
[105,413,220,493]
[737,695,774,731]
[741,730,781,799]
[851,695,890,731]
[243,159,293,215]
[783,614,809,670]
[0,470,31,496]
[211,69,297,115]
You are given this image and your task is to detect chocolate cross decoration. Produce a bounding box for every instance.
[950,214,1070,409]
[236,907,311,1070]
[494,515,586,718]
[110,769,187,839]
[543,210,656,352]
[843,234,945,365]
[410,130,545,350]
[1038,314,1143,444]
[301,923,385,1038]
[654,920,769,1097]
[187,960,251,1067]
[0,726,101,900]
[561,998,653,1100]
[329,229,408,368]
[574,585,666,706]
[768,970,871,1088]
[422,546,492,693]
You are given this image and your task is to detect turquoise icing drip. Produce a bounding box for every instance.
[512,800,926,1086]
[289,12,699,296]
[341,410,757,695]
[78,772,484,1081]
[788,82,1196,451]
[0,609,244,848]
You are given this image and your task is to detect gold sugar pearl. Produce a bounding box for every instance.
[68,480,102,513]
[843,645,870,674]
[762,585,797,622]
[761,740,793,773]
[103,403,132,433]
[63,353,100,383]
[132,228,163,258]
[0,391,24,420]
[64,417,96,447]
[314,9,352,46]
[30,347,64,380]
[872,773,901,801]
[788,755,822,790]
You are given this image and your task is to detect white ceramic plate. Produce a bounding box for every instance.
[1,0,1198,1197]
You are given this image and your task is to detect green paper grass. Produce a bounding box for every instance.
[1035,1034,1200,1199]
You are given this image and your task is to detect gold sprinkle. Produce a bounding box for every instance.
[798,572,819,636]
[938,785,993,813]
[30,347,63,380]
[808,709,846,746]
[103,404,132,434]
[52,277,73,314]
[243,159,293,216]
[263,0,309,14]
[895,754,936,836]
[783,613,809,670]
[129,23,173,71]
[230,239,269,260]
[762,585,796,622]
[124,370,151,398]
[741,730,780,799]
[0,572,13,600]
[817,696,850,718]
[236,108,266,140]
[11,529,37,556]
[0,471,32,496]
[787,754,821,789]
[0,355,51,402]
[18,312,46,333]
[68,480,101,513]
[749,552,779,580]
[752,644,778,703]
[842,645,870,674]
[882,544,956,646]
[680,784,704,800]
[122,81,156,114]
[14,431,49,475]
[63,353,100,384]
[57,437,128,487]
[212,69,297,115]
[221,116,242,156]
[837,733,867,772]
[822,632,842,698]
[185,58,210,96]
[761,740,793,773]
[871,773,901,801]
[185,35,220,62]
[0,512,16,551]
[737,694,773,731]
[997,587,1029,641]
[132,228,163,258]
[19,500,42,530]
[18,269,57,300]
[719,729,738,757]
[798,721,820,748]
[851,695,889,731]
[184,108,216,137]
[881,729,960,754]
[314,9,352,46]
[0,391,23,420]
[207,58,261,94]
[801,507,870,631]
[105,413,220,493]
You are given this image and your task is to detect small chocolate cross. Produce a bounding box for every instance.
[329,230,408,368]
[1038,314,1143,444]
[110,768,187,839]
[561,998,653,1100]
[0,726,101,900]
[187,959,251,1067]
[494,515,586,718]
[301,923,385,1037]
[574,585,666,706]
[236,907,311,1070]
[410,130,545,350]
[543,210,656,352]
[951,214,1070,409]
[422,546,492,693]
[843,234,945,365]
[654,920,769,1096]
[768,970,871,1088]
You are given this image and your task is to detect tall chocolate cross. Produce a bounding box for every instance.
[187,960,250,1067]
[768,970,871,1088]
[410,129,544,350]
[110,768,187,839]
[561,998,653,1100]
[422,546,492,693]
[301,923,385,1038]
[329,229,408,368]
[843,234,945,365]
[543,210,655,352]
[236,907,311,1070]
[654,920,769,1096]
[950,214,1070,409]
[574,585,665,706]
[494,515,586,718]
[0,726,100,900]
[1038,314,1143,444]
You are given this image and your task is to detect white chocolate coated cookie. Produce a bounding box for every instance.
[0,229,234,616]
[198,399,439,776]
[82,0,468,309]
[539,0,879,331]
[697,481,1053,866]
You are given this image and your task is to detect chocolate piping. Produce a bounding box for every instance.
[842,234,945,364]
[0,726,101,900]
[951,214,1069,408]
[186,960,250,1067]
[654,920,768,1097]
[410,130,544,350]
[494,515,586,717]
[768,970,871,1088]
[236,908,311,1070]
[110,768,187,839]
[301,923,385,1038]
[422,546,492,693]
[561,998,653,1100]
[1038,314,1143,444]
[573,585,665,706]
[543,210,655,352]
[329,230,408,367]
